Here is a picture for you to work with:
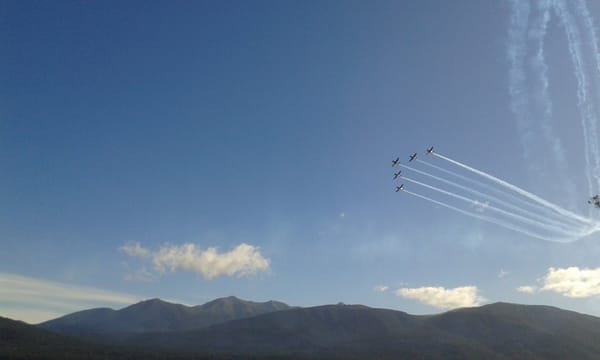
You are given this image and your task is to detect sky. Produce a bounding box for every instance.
[3,0,600,324]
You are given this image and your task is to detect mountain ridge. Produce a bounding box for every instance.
[38,295,292,335]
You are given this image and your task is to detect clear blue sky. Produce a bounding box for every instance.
[3,0,600,323]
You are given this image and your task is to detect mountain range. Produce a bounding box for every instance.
[39,296,290,335]
[3,297,600,359]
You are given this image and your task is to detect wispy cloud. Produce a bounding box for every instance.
[0,273,141,324]
[516,285,537,294]
[373,285,389,293]
[540,266,600,298]
[498,269,509,278]
[119,242,151,258]
[123,267,157,283]
[396,286,485,310]
[121,242,270,280]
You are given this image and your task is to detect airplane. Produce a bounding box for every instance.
[588,195,600,208]
[393,171,402,179]
[392,157,400,167]
[395,184,404,192]
[409,153,417,162]
[426,146,434,154]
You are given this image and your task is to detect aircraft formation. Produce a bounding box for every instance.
[390,146,600,242]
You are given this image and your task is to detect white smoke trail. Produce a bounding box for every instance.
[530,0,576,205]
[403,176,581,236]
[400,163,579,231]
[575,0,600,191]
[552,0,595,196]
[416,158,582,225]
[508,0,535,163]
[403,189,573,242]
[433,152,593,224]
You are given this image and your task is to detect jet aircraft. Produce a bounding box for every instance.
[588,195,600,208]
[426,146,434,154]
[395,184,404,192]
[392,157,400,167]
[409,153,417,162]
[393,171,402,179]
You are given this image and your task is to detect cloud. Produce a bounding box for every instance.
[0,273,141,324]
[119,242,151,258]
[373,285,389,293]
[540,267,600,298]
[471,200,489,213]
[396,286,485,310]
[121,242,270,280]
[498,269,509,278]
[123,267,157,283]
[517,285,537,294]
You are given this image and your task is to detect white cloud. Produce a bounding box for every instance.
[373,285,389,293]
[540,266,600,298]
[516,285,537,294]
[0,273,141,324]
[121,242,270,280]
[119,242,151,258]
[396,286,485,310]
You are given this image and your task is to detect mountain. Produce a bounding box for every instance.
[123,302,600,359]
[38,296,290,335]
[0,316,207,360]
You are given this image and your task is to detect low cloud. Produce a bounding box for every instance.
[396,286,485,310]
[121,242,270,280]
[0,273,141,323]
[516,285,537,294]
[540,267,600,298]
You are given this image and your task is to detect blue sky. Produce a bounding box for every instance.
[3,0,600,323]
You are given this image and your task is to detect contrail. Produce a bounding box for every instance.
[508,0,535,164]
[400,163,579,231]
[403,189,574,242]
[575,0,600,192]
[432,152,593,224]
[530,0,577,206]
[402,176,582,236]
[553,0,595,196]
[417,158,588,227]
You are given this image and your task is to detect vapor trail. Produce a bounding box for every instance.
[530,0,576,204]
[575,0,600,191]
[403,176,581,236]
[403,189,572,242]
[417,158,587,227]
[432,152,592,224]
[508,0,534,162]
[400,163,578,230]
[553,0,595,195]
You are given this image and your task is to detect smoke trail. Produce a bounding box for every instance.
[508,0,535,163]
[433,152,593,224]
[403,176,581,236]
[530,0,577,205]
[575,0,600,191]
[417,158,587,227]
[553,0,595,196]
[400,163,579,230]
[403,189,574,242]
